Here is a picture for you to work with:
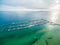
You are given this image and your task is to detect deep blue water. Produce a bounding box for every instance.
[0,11,49,24]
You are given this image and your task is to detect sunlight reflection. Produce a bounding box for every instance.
[46,0,60,30]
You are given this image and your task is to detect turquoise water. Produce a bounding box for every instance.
[0,11,60,45]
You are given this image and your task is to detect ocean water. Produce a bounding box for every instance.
[0,11,60,45]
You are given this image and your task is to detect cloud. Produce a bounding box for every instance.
[0,5,27,11]
[0,0,55,9]
[0,5,48,11]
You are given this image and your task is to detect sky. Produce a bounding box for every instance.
[0,0,60,11]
